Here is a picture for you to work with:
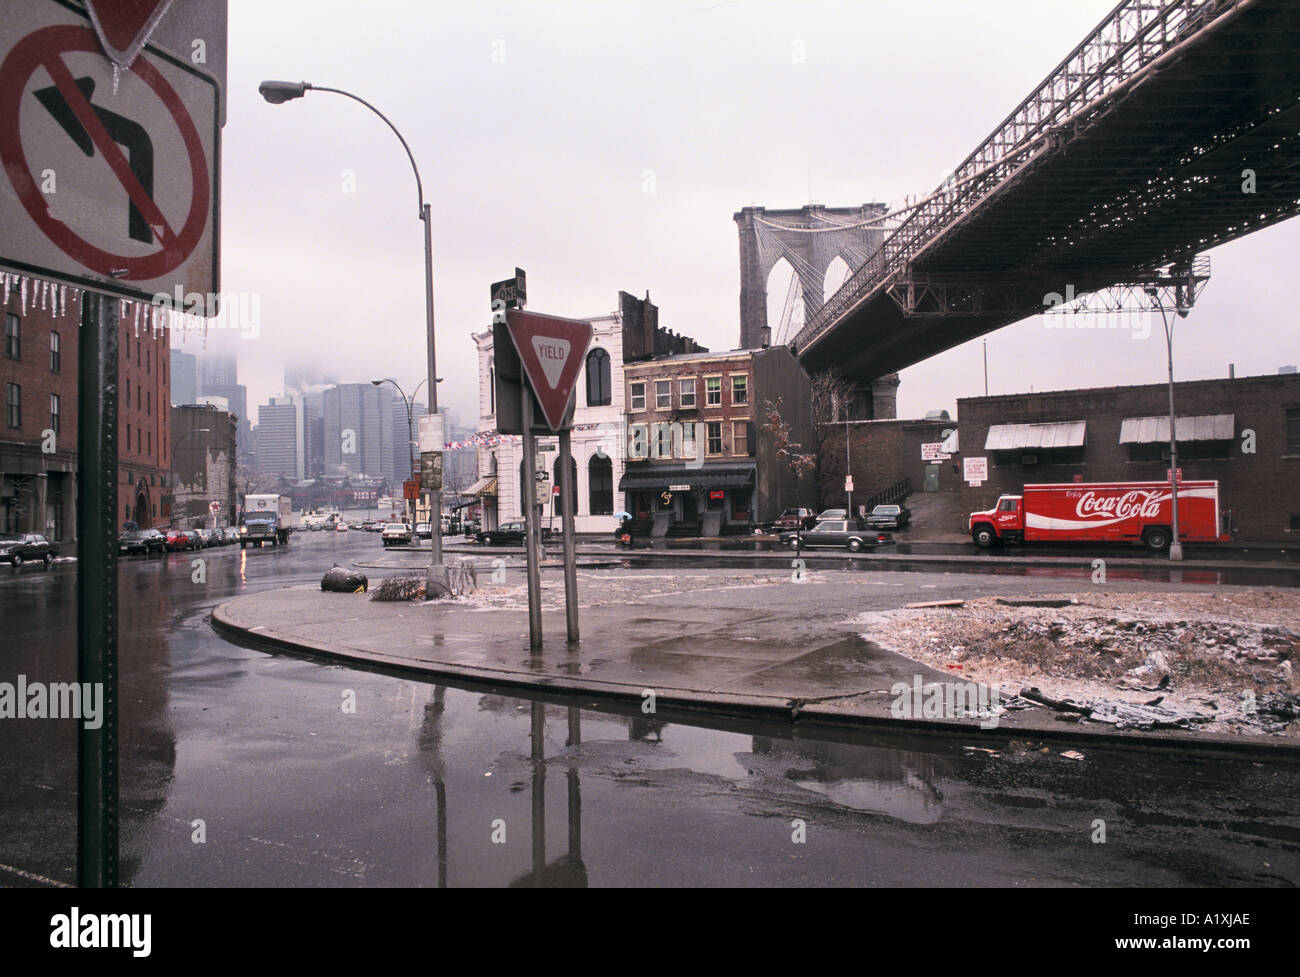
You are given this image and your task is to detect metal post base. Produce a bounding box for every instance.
[1169,541,1184,562]
[426,564,452,599]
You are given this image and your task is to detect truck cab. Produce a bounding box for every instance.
[969,495,1022,547]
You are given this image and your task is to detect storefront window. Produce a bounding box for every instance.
[731,490,751,522]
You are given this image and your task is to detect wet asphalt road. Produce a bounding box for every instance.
[1,531,1297,887]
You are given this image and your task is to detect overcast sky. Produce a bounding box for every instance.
[191,0,1299,428]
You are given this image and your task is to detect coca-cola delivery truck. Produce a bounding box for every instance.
[969,480,1227,551]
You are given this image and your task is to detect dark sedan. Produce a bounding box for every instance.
[118,529,166,556]
[0,533,56,567]
[780,519,893,553]
[865,504,911,530]
[475,521,556,546]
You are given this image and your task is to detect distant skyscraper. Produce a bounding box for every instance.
[257,396,304,480]
[199,350,238,388]
[170,350,199,405]
[323,384,393,480]
[392,400,426,481]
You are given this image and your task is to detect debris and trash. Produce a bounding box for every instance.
[855,591,1300,737]
[321,566,368,593]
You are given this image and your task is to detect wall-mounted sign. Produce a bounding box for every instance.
[921,442,951,462]
[668,483,690,492]
[963,456,988,484]
[709,490,724,500]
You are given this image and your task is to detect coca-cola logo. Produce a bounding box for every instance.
[1075,490,1162,520]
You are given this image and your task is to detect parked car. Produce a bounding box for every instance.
[475,521,556,546]
[415,522,432,540]
[866,504,911,530]
[780,519,893,553]
[816,508,848,521]
[773,507,817,532]
[164,529,190,552]
[463,519,481,538]
[118,529,165,556]
[0,533,56,567]
[223,527,241,544]
[183,529,206,549]
[381,523,411,546]
[335,521,349,533]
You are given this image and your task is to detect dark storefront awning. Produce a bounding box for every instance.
[619,464,756,492]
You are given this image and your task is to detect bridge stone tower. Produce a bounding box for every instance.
[735,203,890,350]
[735,203,898,418]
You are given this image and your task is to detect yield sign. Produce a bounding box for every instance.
[505,309,593,432]
[85,0,176,70]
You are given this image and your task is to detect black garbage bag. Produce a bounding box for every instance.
[321,565,368,593]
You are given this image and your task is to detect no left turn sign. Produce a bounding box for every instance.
[0,0,219,302]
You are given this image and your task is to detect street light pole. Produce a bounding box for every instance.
[373,377,428,532]
[259,79,449,594]
[1148,289,1189,561]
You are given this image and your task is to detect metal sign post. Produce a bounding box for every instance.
[558,428,579,643]
[521,388,543,649]
[76,290,118,888]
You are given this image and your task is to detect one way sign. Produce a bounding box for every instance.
[0,0,220,302]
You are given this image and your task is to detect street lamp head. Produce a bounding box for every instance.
[259,80,311,104]
[371,379,383,386]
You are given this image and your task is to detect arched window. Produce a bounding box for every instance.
[585,348,610,406]
[588,454,613,515]
[488,357,495,416]
[553,456,578,516]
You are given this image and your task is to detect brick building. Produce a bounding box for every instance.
[620,344,813,534]
[171,404,238,529]
[953,372,1300,543]
[832,416,961,515]
[1,274,170,544]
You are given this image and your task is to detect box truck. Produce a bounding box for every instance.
[969,480,1227,551]
[240,494,292,547]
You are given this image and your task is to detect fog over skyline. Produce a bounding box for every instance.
[192,0,1298,431]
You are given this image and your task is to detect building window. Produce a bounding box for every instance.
[50,331,60,371]
[488,357,495,415]
[629,382,646,411]
[126,425,131,450]
[705,376,722,406]
[706,421,723,455]
[679,378,695,407]
[1291,515,1300,532]
[6,383,19,427]
[147,391,151,416]
[137,385,141,410]
[1287,408,1300,455]
[731,375,748,405]
[628,423,648,459]
[146,347,150,373]
[681,422,697,459]
[125,377,130,408]
[585,348,610,406]
[654,379,672,410]
[588,455,613,515]
[4,314,18,359]
[732,420,751,456]
[50,394,60,434]
[147,430,151,455]
[652,422,673,459]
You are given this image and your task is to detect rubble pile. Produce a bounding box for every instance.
[855,591,1300,737]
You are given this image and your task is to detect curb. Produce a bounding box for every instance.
[211,590,1300,762]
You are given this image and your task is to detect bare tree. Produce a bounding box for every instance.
[806,372,859,511]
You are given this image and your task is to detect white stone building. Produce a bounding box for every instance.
[471,311,626,534]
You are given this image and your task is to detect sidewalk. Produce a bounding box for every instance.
[212,567,1300,758]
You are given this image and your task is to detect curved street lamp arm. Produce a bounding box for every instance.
[308,85,425,216]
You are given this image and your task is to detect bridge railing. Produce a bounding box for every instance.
[796,0,1239,353]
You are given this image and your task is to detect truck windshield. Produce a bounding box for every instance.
[245,514,275,522]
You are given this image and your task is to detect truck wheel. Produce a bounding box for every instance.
[972,526,996,548]
[1143,527,1170,551]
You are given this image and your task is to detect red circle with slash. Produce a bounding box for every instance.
[0,25,209,280]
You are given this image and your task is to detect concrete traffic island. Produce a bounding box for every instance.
[210,566,1300,758]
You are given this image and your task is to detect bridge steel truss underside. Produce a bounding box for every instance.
[795,0,1300,379]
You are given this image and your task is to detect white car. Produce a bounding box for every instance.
[335,521,349,532]
[381,523,412,547]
